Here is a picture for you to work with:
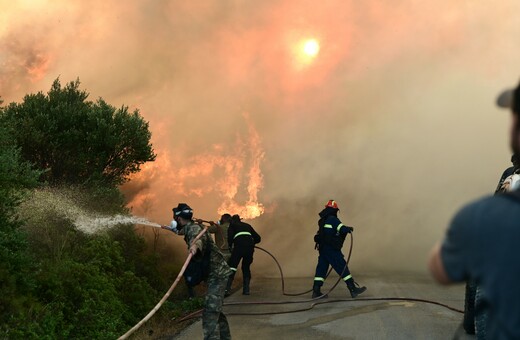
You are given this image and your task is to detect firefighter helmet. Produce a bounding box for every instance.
[325,200,339,209]
[173,203,193,219]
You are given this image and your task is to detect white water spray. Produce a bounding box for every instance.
[74,215,161,234]
[18,188,163,234]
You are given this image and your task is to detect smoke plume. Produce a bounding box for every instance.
[2,0,520,275]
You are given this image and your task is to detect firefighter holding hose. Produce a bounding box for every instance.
[312,200,367,298]
[225,214,261,296]
[162,203,232,340]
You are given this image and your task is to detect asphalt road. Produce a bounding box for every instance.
[176,274,474,340]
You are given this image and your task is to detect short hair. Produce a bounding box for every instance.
[220,213,231,223]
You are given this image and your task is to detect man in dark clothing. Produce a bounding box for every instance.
[429,80,520,339]
[430,192,520,339]
[225,215,261,296]
[463,154,519,336]
[312,200,366,299]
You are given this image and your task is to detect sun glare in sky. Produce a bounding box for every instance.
[303,39,320,57]
[293,38,321,69]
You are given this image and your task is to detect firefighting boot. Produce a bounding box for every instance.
[243,276,251,295]
[346,278,367,298]
[311,282,328,299]
[225,273,235,297]
[187,285,195,299]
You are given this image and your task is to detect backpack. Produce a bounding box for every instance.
[184,232,212,287]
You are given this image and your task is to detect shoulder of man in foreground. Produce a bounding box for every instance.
[429,193,519,284]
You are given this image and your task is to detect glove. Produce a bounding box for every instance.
[347,226,354,233]
[314,234,321,243]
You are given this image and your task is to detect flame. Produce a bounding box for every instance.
[217,114,265,219]
[125,114,265,220]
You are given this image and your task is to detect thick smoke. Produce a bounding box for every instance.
[2,0,520,275]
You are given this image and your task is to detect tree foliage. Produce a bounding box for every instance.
[0,124,41,327]
[0,82,197,339]
[1,78,156,186]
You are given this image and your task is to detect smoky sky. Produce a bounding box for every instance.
[2,0,520,274]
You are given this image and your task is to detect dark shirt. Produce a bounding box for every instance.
[441,194,520,339]
[228,221,261,249]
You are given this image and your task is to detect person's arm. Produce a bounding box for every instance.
[335,218,353,235]
[249,225,261,244]
[429,203,476,284]
[186,224,204,256]
[428,242,452,284]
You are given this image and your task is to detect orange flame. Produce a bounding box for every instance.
[125,114,265,220]
[217,114,265,219]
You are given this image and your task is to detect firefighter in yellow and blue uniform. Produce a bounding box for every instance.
[312,200,367,298]
[225,215,261,296]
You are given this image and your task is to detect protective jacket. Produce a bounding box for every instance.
[314,207,352,250]
[228,221,261,250]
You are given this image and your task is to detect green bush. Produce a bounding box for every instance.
[0,123,40,328]
[1,78,156,186]
[0,86,198,339]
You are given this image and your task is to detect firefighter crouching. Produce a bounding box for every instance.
[226,214,261,296]
[312,200,367,298]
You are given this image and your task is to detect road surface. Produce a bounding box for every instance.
[176,273,474,339]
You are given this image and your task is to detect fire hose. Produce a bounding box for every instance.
[177,232,463,322]
[118,223,210,340]
[119,222,463,338]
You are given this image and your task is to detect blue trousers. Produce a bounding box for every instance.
[314,247,351,286]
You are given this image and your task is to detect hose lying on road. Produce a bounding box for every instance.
[118,225,209,340]
[117,222,463,332]
[177,233,463,322]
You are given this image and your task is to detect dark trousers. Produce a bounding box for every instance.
[314,247,351,286]
[228,246,254,278]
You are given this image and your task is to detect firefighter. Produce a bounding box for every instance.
[225,214,261,296]
[312,200,366,298]
[162,203,232,339]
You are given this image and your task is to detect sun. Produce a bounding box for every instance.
[303,39,320,57]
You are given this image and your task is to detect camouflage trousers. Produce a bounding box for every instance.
[203,276,231,340]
